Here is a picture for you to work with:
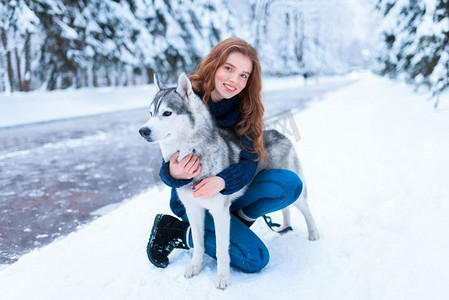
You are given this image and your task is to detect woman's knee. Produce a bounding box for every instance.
[228,216,270,273]
[282,169,303,201]
[230,241,270,273]
[257,169,303,203]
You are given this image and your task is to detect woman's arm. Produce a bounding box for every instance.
[159,152,202,188]
[191,135,259,198]
[216,135,259,195]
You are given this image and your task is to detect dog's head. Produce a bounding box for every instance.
[139,72,196,143]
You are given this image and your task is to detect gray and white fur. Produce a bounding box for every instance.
[139,73,319,289]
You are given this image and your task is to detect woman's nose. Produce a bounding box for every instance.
[229,72,238,82]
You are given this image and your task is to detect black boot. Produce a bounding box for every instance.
[147,214,190,268]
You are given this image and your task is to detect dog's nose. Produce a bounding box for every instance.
[139,127,151,138]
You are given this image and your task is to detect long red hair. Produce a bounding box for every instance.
[189,37,265,161]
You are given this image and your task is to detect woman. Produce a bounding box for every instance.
[148,37,303,273]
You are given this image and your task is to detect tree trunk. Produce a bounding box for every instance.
[93,68,98,87]
[1,28,15,92]
[23,33,31,92]
[15,47,23,91]
[146,67,154,84]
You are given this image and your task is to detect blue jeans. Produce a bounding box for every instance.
[181,169,303,273]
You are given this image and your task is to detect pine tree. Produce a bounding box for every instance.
[1,0,238,91]
[239,0,373,76]
[377,0,448,106]
[0,0,38,92]
[2,0,376,92]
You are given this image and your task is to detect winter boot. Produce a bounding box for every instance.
[147,214,190,268]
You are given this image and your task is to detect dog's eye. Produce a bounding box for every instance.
[163,111,172,117]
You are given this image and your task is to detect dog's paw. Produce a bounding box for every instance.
[215,273,230,290]
[277,225,293,234]
[184,263,202,278]
[308,230,320,241]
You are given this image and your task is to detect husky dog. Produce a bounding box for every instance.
[139,73,319,289]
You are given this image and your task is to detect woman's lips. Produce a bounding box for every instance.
[223,83,236,92]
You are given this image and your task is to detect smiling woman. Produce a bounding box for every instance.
[146,37,312,285]
[189,37,265,160]
[211,52,253,102]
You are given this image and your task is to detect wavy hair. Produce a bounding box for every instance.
[189,37,265,161]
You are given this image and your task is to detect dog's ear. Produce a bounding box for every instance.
[176,72,193,98]
[154,74,164,91]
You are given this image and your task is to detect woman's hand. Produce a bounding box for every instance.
[169,151,202,180]
[192,176,226,198]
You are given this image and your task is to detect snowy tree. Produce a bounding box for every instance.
[134,0,234,82]
[236,0,376,76]
[0,0,39,92]
[376,0,449,106]
[1,0,378,93]
[0,0,237,91]
[28,0,80,90]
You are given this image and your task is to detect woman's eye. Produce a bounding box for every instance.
[240,74,248,79]
[163,111,172,117]
[225,66,232,71]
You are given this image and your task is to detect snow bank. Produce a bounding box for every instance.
[1,74,448,299]
[0,75,306,128]
[0,85,156,128]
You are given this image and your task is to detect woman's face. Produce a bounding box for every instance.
[211,51,253,102]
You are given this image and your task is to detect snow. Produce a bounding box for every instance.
[1,73,449,299]
[0,74,312,128]
[0,85,156,128]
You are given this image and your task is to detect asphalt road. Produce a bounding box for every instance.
[0,78,356,265]
[0,109,163,264]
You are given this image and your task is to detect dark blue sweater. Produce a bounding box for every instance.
[159,91,259,217]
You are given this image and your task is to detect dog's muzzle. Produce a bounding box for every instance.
[139,127,152,141]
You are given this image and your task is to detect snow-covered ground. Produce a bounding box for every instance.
[0,74,321,128]
[1,73,448,299]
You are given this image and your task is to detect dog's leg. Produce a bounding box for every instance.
[294,187,320,241]
[184,206,205,278]
[286,150,319,240]
[278,207,292,232]
[209,202,231,289]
